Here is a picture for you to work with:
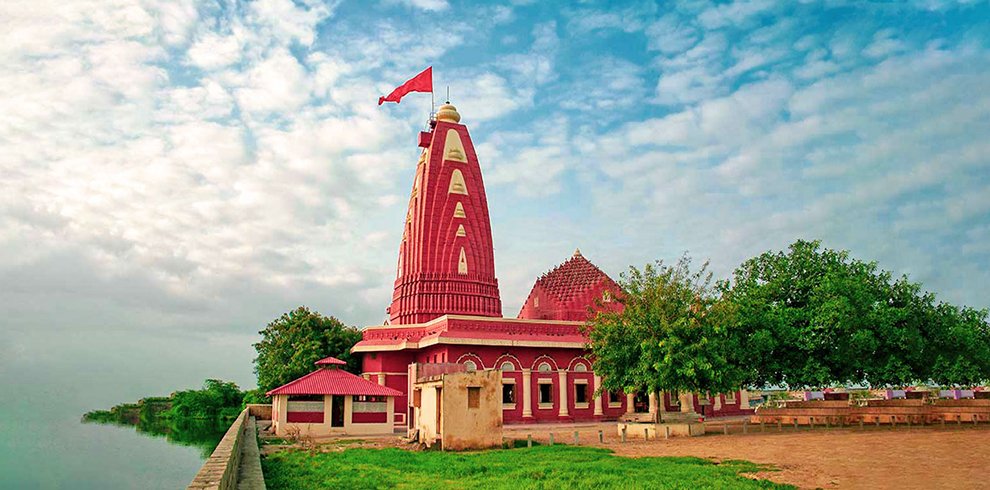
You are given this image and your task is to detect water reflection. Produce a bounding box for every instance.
[83,417,228,459]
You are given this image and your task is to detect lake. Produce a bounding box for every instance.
[0,328,257,489]
[1,406,228,489]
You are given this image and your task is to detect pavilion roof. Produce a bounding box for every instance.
[266,368,401,397]
[315,356,347,366]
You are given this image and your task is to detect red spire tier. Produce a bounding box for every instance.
[388,104,502,324]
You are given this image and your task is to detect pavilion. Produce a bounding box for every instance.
[267,356,401,437]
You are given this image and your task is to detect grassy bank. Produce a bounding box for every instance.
[262,445,791,489]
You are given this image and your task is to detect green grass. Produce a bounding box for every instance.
[261,445,792,489]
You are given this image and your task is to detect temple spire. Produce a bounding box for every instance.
[389,103,502,324]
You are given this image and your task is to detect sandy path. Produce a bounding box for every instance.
[503,423,990,489]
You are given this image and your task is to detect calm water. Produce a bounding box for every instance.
[1,406,227,489]
[0,328,257,490]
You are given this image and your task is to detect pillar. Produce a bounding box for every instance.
[648,392,658,416]
[680,392,695,413]
[739,389,750,408]
[377,373,385,386]
[558,370,569,417]
[658,391,667,414]
[626,393,635,414]
[522,369,533,418]
[593,375,604,416]
[714,393,722,411]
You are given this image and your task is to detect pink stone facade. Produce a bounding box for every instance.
[354,105,752,427]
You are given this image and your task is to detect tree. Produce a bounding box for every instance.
[722,239,990,388]
[166,379,244,421]
[253,306,363,393]
[586,255,746,411]
[927,303,990,386]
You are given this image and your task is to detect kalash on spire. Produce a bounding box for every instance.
[388,103,502,324]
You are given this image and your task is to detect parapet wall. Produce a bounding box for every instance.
[187,409,248,490]
[752,399,990,425]
[246,404,272,420]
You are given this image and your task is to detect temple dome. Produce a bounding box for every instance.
[517,251,621,321]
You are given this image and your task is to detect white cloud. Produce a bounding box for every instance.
[394,0,449,11]
[187,33,242,70]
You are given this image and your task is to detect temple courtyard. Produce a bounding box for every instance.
[258,421,990,489]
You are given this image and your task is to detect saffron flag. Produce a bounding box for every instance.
[378,66,432,105]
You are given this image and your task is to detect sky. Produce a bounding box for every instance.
[2,0,990,398]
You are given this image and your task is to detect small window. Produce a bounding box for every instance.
[468,387,480,408]
[500,361,514,371]
[608,391,622,404]
[726,392,737,404]
[670,391,680,406]
[537,362,552,373]
[502,383,516,404]
[458,247,468,275]
[573,363,587,372]
[534,296,539,308]
[464,360,477,371]
[413,389,422,408]
[539,383,553,405]
[355,395,386,403]
[575,383,588,404]
[603,290,612,303]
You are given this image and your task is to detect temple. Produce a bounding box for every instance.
[353,103,752,428]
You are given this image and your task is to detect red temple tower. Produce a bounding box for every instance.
[354,101,753,429]
[388,103,502,324]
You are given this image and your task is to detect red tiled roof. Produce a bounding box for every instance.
[534,250,614,302]
[315,356,347,366]
[266,368,402,397]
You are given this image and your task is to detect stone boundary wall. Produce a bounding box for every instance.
[247,404,272,420]
[752,399,990,425]
[188,409,248,490]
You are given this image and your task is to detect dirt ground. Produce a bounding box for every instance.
[503,422,990,489]
[262,420,990,489]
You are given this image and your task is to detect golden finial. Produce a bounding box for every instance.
[436,103,461,123]
[573,248,582,257]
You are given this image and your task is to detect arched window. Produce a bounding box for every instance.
[538,362,552,373]
[448,169,468,195]
[603,290,612,303]
[453,202,466,218]
[458,247,468,275]
[500,362,515,371]
[464,360,477,372]
[573,363,587,372]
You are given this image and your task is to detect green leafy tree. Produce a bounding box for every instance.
[586,255,746,410]
[927,303,990,386]
[166,379,244,420]
[722,239,990,388]
[253,306,363,393]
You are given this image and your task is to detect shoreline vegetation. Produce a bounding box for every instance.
[82,379,262,458]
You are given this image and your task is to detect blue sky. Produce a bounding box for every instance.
[2,0,990,392]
